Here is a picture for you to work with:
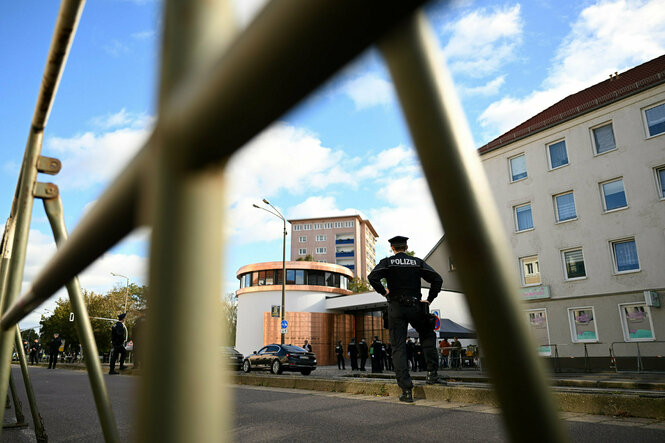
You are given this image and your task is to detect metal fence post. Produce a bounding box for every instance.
[379,12,567,443]
[12,325,47,441]
[137,1,236,441]
[6,373,27,429]
[42,194,120,442]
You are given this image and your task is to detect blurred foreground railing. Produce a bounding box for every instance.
[0,1,568,442]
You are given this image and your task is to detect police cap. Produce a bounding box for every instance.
[118,313,127,320]
[388,235,409,247]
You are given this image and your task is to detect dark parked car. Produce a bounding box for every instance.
[242,344,316,375]
[221,347,244,371]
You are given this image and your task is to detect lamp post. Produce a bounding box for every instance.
[110,272,130,313]
[252,199,287,345]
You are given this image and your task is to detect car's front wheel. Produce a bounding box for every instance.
[300,369,312,376]
[243,360,251,373]
[271,360,282,375]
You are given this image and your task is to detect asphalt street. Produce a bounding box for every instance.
[3,367,665,442]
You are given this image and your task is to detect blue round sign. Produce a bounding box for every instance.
[281,320,288,329]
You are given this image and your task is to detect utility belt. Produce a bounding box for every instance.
[387,293,420,307]
[387,293,437,330]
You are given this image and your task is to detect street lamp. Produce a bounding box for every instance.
[110,272,130,313]
[252,199,287,345]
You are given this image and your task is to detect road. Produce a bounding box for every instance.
[3,367,665,442]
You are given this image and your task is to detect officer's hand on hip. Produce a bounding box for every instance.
[420,300,430,305]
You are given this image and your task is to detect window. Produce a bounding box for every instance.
[568,307,598,342]
[601,178,627,211]
[324,222,332,229]
[525,309,551,355]
[286,270,295,285]
[547,140,568,169]
[345,221,354,228]
[303,224,312,230]
[562,248,586,280]
[315,247,327,254]
[644,102,665,137]
[611,238,640,273]
[509,154,527,182]
[293,225,302,231]
[656,166,665,199]
[316,234,326,242]
[619,303,654,341]
[554,192,577,222]
[592,123,616,154]
[314,223,323,229]
[514,203,533,232]
[298,248,306,255]
[298,236,307,243]
[295,270,305,285]
[317,260,326,263]
[333,222,343,228]
[520,256,540,286]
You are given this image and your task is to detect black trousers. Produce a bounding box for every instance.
[337,354,345,369]
[350,354,358,370]
[29,351,38,365]
[388,302,438,390]
[110,345,127,371]
[48,352,58,369]
[360,356,367,370]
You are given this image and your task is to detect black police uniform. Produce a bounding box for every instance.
[368,237,443,394]
[358,340,369,371]
[347,340,358,370]
[109,319,127,374]
[335,343,345,369]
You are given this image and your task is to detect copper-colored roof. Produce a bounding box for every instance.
[478,54,665,155]
[236,261,354,279]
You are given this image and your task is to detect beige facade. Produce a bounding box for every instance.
[477,82,665,361]
[288,215,378,278]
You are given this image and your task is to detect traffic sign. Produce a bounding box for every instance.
[432,309,440,318]
[280,328,288,334]
[434,317,441,331]
[281,320,288,329]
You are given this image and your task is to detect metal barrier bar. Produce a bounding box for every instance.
[42,195,120,442]
[5,372,27,429]
[379,12,567,443]
[12,325,47,441]
[2,0,429,330]
[0,2,86,440]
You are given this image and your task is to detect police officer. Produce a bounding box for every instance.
[368,235,446,403]
[109,313,128,375]
[335,340,345,370]
[347,338,358,370]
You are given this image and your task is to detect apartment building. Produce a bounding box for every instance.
[428,54,665,370]
[288,215,378,278]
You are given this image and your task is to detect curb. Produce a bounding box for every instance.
[234,374,665,420]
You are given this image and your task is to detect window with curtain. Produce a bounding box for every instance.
[601,179,627,210]
[612,239,640,272]
[554,192,576,222]
[510,154,527,182]
[592,123,616,154]
[548,140,568,169]
[515,204,533,231]
[645,103,665,137]
[563,249,586,279]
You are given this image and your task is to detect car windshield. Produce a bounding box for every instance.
[283,345,307,353]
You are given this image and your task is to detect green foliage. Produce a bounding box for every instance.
[349,277,372,293]
[221,292,238,346]
[295,254,314,262]
[21,328,39,343]
[406,250,416,256]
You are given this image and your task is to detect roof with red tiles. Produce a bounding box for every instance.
[478,54,665,155]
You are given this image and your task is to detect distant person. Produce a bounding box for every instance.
[302,339,313,353]
[347,338,358,370]
[48,333,61,369]
[384,343,393,371]
[335,340,345,370]
[109,313,128,375]
[358,338,369,371]
[23,340,29,356]
[370,336,383,373]
[451,337,462,369]
[29,339,40,365]
[439,338,450,368]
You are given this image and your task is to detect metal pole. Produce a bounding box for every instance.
[379,12,567,443]
[6,372,27,429]
[0,3,85,440]
[13,325,47,442]
[282,218,286,345]
[137,1,236,441]
[43,195,120,443]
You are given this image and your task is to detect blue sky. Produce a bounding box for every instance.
[2,0,664,328]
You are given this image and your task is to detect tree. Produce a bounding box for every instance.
[296,254,314,262]
[221,292,237,346]
[349,277,372,293]
[21,328,39,343]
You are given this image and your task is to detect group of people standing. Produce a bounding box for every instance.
[438,337,463,369]
[21,333,64,369]
[335,337,393,372]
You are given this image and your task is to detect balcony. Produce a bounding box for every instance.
[335,238,354,244]
[342,264,355,270]
[336,251,354,257]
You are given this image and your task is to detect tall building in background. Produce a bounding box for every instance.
[288,215,378,278]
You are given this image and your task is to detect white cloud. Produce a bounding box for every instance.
[103,39,130,57]
[356,145,417,180]
[287,196,363,220]
[132,30,155,40]
[479,0,665,135]
[442,5,523,78]
[340,73,395,110]
[46,114,152,190]
[458,75,505,97]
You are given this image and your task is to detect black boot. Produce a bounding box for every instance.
[426,370,447,385]
[399,388,414,403]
